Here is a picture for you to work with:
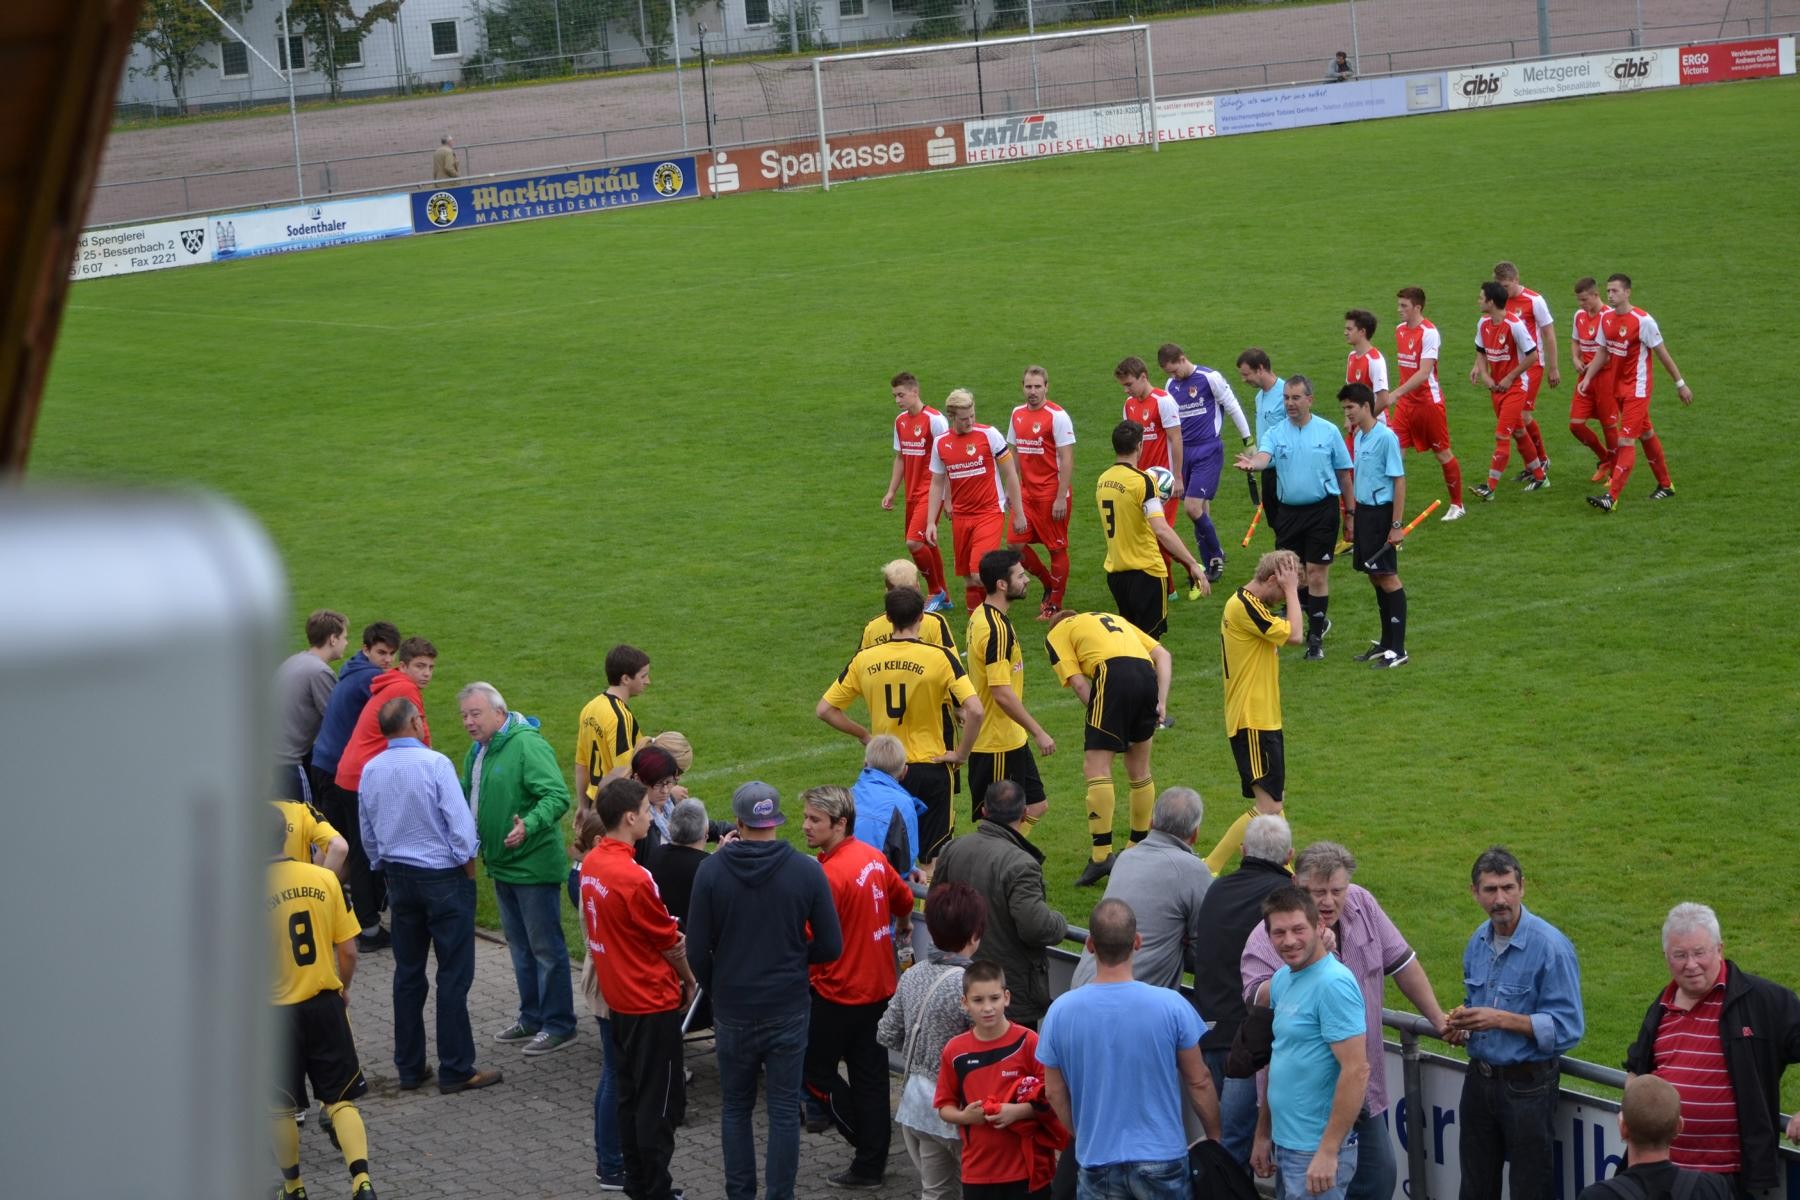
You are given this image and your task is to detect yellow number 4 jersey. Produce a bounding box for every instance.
[268,857,360,1006]
[1044,611,1158,683]
[822,638,975,763]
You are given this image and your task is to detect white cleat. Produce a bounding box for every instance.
[1440,504,1467,521]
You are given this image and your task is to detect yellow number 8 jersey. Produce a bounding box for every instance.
[267,858,360,1006]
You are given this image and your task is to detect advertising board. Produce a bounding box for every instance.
[703,125,963,195]
[960,96,1216,165]
[411,158,698,232]
[1677,37,1793,83]
[1214,77,1424,136]
[1446,49,1675,109]
[212,195,413,259]
[69,218,211,281]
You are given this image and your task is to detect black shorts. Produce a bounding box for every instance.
[1261,467,1281,530]
[1106,568,1169,640]
[1353,502,1398,575]
[904,761,956,863]
[1273,496,1341,566]
[275,989,367,1111]
[1085,657,1159,753]
[1229,728,1285,800]
[967,743,1045,821]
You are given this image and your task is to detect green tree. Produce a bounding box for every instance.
[284,0,403,100]
[132,0,246,115]
[473,0,642,76]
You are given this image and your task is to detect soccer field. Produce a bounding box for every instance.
[41,76,1800,1102]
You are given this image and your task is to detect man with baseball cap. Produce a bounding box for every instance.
[688,782,844,1200]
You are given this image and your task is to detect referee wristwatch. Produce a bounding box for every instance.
[1391,520,1403,529]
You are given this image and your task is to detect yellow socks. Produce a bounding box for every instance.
[324,1101,370,1192]
[1084,776,1115,860]
[271,1112,303,1193]
[1204,809,1258,875]
[1127,777,1155,844]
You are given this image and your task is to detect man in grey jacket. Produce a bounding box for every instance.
[931,779,1067,1027]
[1070,787,1211,989]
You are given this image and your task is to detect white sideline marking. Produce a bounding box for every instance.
[67,303,406,332]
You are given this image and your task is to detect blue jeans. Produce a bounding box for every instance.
[492,880,575,1038]
[593,1016,623,1178]
[1201,1047,1259,1167]
[386,863,476,1084]
[1076,1157,1188,1200]
[1345,1109,1395,1200]
[1273,1136,1358,1200]
[714,1008,810,1200]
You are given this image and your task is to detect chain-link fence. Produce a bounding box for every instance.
[94,0,1798,226]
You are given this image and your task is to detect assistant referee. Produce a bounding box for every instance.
[1340,382,1409,669]
[1233,374,1351,660]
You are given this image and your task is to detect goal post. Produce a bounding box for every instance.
[763,24,1158,191]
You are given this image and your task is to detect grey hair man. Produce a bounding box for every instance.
[1239,841,1449,1200]
[1071,787,1211,990]
[649,798,713,929]
[432,134,459,179]
[1623,902,1800,1194]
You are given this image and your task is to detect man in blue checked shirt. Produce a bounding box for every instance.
[1339,383,1409,670]
[1444,846,1584,1200]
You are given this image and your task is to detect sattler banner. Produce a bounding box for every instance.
[702,124,963,195]
[1677,37,1788,84]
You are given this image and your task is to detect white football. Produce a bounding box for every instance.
[1144,465,1176,500]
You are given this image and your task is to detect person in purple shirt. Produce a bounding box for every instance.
[358,697,502,1095]
[1240,841,1450,1200]
[1158,343,1252,583]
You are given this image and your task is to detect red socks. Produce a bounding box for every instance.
[911,546,947,596]
[1048,548,1070,608]
[1442,457,1463,506]
[1016,544,1053,591]
[1526,421,1550,464]
[1642,435,1671,488]
[1608,444,1638,499]
[964,584,985,612]
[1569,422,1608,463]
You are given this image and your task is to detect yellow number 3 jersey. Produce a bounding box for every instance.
[268,858,360,1006]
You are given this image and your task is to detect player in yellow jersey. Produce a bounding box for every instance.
[964,549,1057,828]
[575,644,651,811]
[818,585,984,866]
[273,798,349,877]
[266,808,377,1200]
[1043,609,1172,887]
[1205,550,1304,875]
[860,558,961,654]
[1096,420,1205,640]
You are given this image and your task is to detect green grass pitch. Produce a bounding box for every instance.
[41,76,1800,1104]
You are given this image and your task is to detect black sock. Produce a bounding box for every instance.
[1389,587,1407,655]
[1310,592,1329,640]
[1374,585,1391,649]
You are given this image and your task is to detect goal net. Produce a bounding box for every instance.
[752,24,1155,180]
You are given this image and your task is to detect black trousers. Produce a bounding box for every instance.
[1458,1059,1558,1200]
[612,1008,686,1200]
[316,777,384,930]
[802,992,891,1180]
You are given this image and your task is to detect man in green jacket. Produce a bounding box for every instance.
[459,681,577,1056]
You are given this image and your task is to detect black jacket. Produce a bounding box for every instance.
[933,820,1067,1025]
[687,838,842,1021]
[1188,855,1292,1050]
[1623,961,1800,1190]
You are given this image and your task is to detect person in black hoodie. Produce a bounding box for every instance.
[687,781,842,1200]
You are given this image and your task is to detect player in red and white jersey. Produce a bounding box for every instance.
[1471,281,1546,499]
[1007,366,1077,619]
[1389,287,1466,520]
[1343,309,1391,461]
[1493,261,1558,477]
[1115,355,1182,589]
[881,372,953,612]
[926,389,1027,611]
[1583,273,1694,513]
[1568,278,1621,483]
[1108,356,1180,597]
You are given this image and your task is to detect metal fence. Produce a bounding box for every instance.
[94,0,1800,227]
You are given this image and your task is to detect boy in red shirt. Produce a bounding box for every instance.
[936,961,1063,1199]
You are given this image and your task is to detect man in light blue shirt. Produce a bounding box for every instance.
[1445,846,1584,1200]
[1235,347,1287,527]
[359,698,499,1094]
[1040,898,1220,1200]
[1252,885,1368,1200]
[1234,373,1352,661]
[1340,383,1410,670]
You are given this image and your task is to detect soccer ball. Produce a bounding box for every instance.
[1144,466,1176,500]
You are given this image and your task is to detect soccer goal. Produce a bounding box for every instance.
[751,24,1157,191]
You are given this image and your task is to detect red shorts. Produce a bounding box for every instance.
[1011,496,1070,551]
[1390,399,1451,453]
[1521,365,1544,411]
[1491,386,1531,437]
[1569,369,1618,423]
[951,512,1004,577]
[1616,382,1655,441]
[903,489,936,543]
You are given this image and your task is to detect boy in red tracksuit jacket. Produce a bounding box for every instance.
[937,961,1062,1199]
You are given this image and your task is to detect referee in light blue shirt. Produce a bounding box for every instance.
[1233,373,1350,660]
[1234,347,1287,524]
[359,697,500,1094]
[1340,382,1409,669]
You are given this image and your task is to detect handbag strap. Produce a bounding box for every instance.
[903,965,963,1075]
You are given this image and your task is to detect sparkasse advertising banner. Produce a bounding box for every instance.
[212,195,413,259]
[703,124,963,195]
[411,157,698,232]
[1446,49,1675,109]
[1677,37,1792,84]
[69,218,211,281]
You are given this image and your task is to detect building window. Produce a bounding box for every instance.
[430,20,460,57]
[277,33,306,72]
[839,0,865,15]
[744,0,771,26]
[331,32,364,68]
[220,40,249,78]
